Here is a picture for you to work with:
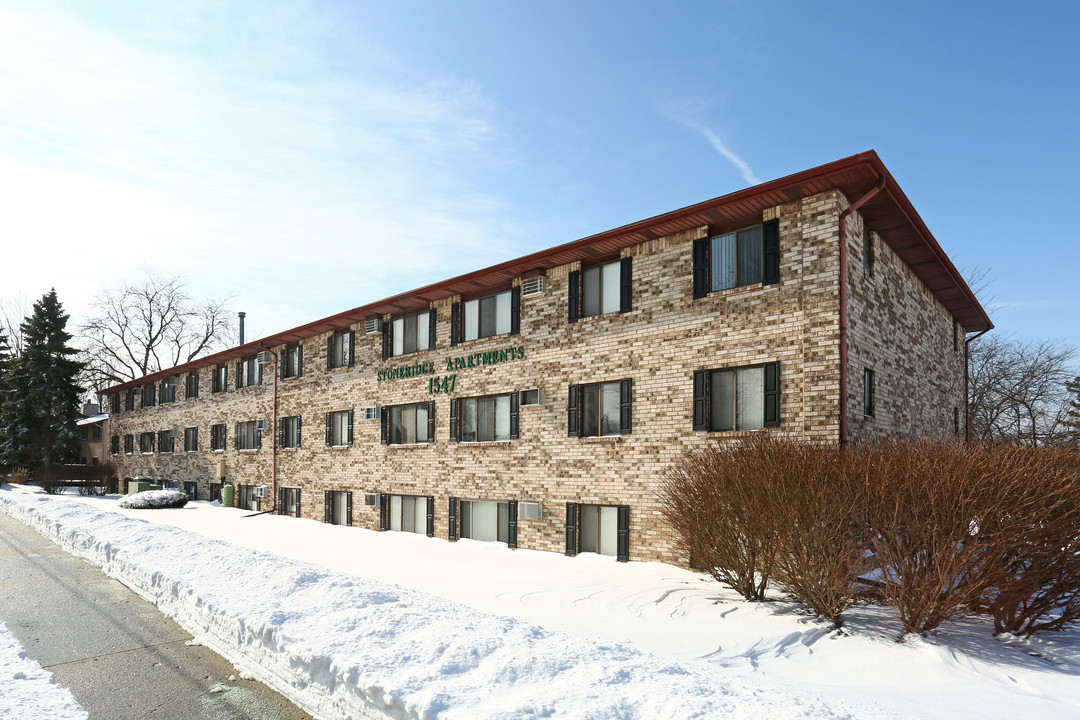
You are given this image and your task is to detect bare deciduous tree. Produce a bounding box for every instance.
[968,334,1076,445]
[80,271,234,394]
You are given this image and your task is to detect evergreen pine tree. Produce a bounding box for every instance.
[0,290,85,470]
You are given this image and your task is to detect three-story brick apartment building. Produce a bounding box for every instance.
[103,151,991,565]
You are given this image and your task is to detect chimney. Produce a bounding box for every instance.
[238,312,246,345]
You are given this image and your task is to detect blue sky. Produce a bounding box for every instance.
[2,0,1077,353]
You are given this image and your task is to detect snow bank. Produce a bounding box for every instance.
[0,621,88,720]
[0,490,862,720]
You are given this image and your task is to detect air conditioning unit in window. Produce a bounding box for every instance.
[521,276,544,297]
[363,406,380,421]
[364,318,381,335]
[518,502,542,521]
[519,388,544,407]
[255,351,270,364]
[364,493,381,507]
[255,419,268,431]
[253,485,269,498]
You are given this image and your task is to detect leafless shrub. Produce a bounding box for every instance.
[977,443,1080,637]
[9,467,30,484]
[763,440,869,627]
[660,438,779,601]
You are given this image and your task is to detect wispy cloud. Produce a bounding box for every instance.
[677,119,761,186]
[987,299,1065,312]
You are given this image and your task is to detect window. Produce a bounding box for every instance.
[124,434,134,454]
[326,331,354,370]
[111,394,121,413]
[236,484,261,512]
[211,366,228,393]
[157,430,175,454]
[236,357,261,388]
[125,390,136,411]
[450,393,518,442]
[185,372,199,399]
[692,219,779,298]
[80,426,88,440]
[110,435,119,455]
[184,427,198,452]
[183,481,199,500]
[382,402,434,445]
[278,487,301,518]
[459,500,510,543]
[139,432,155,454]
[210,424,227,451]
[864,368,875,418]
[325,410,353,447]
[386,310,434,358]
[567,380,632,438]
[568,258,631,321]
[565,503,629,561]
[384,494,431,535]
[282,344,302,378]
[235,421,261,450]
[91,425,101,441]
[280,416,301,449]
[160,376,176,403]
[693,362,780,432]
[140,384,156,408]
[324,490,352,526]
[453,289,518,344]
[863,230,874,277]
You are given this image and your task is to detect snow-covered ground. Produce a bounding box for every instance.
[3,484,1080,719]
[0,620,88,720]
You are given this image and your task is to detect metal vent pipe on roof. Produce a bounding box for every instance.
[238,312,246,345]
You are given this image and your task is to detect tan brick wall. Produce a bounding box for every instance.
[108,189,962,565]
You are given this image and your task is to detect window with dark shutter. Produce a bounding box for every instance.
[448,497,457,540]
[346,491,353,526]
[692,237,709,299]
[426,496,435,538]
[617,506,630,562]
[325,413,331,446]
[764,361,780,427]
[565,502,578,556]
[507,500,518,549]
[510,287,521,334]
[379,494,389,531]
[699,362,780,432]
[619,257,633,313]
[692,370,708,431]
[619,378,632,434]
[567,384,579,436]
[763,219,780,285]
[697,221,780,296]
[568,270,580,323]
[347,409,354,445]
[450,302,460,346]
[509,392,519,440]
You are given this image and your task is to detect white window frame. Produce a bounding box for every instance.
[392,311,431,356]
[464,290,512,342]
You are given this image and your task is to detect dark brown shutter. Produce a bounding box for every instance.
[279,418,285,448]
[426,496,435,538]
[763,218,780,285]
[296,416,302,447]
[257,359,263,385]
[233,423,238,450]
[617,505,630,562]
[449,398,459,442]
[428,310,436,351]
[324,491,331,523]
[507,500,518,549]
[450,302,460,346]
[325,413,332,446]
[510,287,521,334]
[565,502,578,556]
[619,257,632,313]
[346,492,353,526]
[448,497,458,540]
[347,331,355,367]
[256,424,262,449]
[568,270,580,323]
[347,410,354,445]
[619,378,632,434]
[380,406,388,444]
[277,487,284,515]
[693,370,708,431]
[296,345,303,376]
[509,392,519,440]
[427,401,435,442]
[693,237,709,299]
[764,361,780,427]
[326,337,333,370]
[379,494,389,530]
[567,384,579,437]
[235,362,241,389]
[280,349,287,379]
[382,322,390,361]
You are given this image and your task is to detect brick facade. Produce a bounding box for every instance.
[104,154,989,566]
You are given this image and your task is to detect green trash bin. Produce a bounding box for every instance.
[221,484,234,508]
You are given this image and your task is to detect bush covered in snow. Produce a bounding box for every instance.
[118,489,189,510]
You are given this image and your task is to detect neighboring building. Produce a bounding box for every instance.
[77,403,109,465]
[102,151,992,565]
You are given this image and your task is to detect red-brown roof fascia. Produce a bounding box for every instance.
[102,150,990,394]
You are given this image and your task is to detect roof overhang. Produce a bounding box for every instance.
[102,150,991,394]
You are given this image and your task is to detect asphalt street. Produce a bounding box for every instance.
[0,511,312,720]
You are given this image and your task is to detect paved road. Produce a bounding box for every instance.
[0,512,313,720]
